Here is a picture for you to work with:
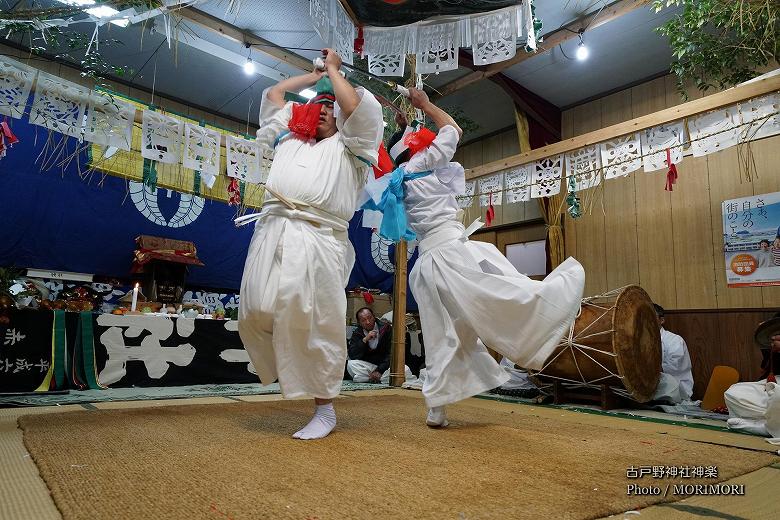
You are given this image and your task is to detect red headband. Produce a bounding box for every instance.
[403,127,436,158]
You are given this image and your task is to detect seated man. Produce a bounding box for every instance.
[652,304,695,404]
[347,307,414,383]
[724,314,780,440]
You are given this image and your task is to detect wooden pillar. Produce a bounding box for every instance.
[390,240,408,387]
[514,106,531,153]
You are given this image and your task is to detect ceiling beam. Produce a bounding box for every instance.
[435,0,653,98]
[449,50,561,140]
[175,7,313,72]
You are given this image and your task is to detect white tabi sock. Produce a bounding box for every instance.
[426,406,449,428]
[727,417,770,437]
[293,403,337,440]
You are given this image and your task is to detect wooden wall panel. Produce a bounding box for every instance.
[706,148,765,308]
[631,78,677,308]
[557,72,780,310]
[601,88,640,291]
[495,224,547,255]
[569,100,607,296]
[670,155,718,308]
[470,230,496,246]
[663,309,774,399]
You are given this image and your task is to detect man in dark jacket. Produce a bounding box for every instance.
[347,307,392,383]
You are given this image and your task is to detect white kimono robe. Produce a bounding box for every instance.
[402,126,586,408]
[238,88,383,399]
[652,328,694,403]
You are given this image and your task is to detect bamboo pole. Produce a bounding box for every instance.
[390,240,408,387]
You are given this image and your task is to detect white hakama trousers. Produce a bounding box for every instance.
[238,206,354,400]
[410,223,585,408]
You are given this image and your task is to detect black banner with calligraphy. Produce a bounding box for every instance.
[0,309,54,393]
[91,314,258,388]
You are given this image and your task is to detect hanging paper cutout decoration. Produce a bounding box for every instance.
[0,58,37,119]
[84,92,135,150]
[309,0,331,45]
[531,155,563,198]
[458,180,476,209]
[319,1,538,77]
[739,93,780,141]
[364,26,409,77]
[566,145,602,192]
[688,106,741,157]
[478,173,503,207]
[29,72,89,138]
[183,123,221,177]
[416,21,460,74]
[226,135,262,184]
[600,133,642,179]
[141,110,183,164]
[470,7,517,65]
[641,121,684,172]
[505,164,531,203]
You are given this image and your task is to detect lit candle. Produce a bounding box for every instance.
[131,283,139,312]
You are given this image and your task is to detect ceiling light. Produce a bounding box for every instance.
[576,33,589,61]
[243,58,256,75]
[57,0,96,6]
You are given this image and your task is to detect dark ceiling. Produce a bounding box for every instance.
[345,0,517,27]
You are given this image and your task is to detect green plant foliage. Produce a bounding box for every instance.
[654,0,779,98]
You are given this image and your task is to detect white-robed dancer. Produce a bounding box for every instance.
[366,89,585,427]
[724,326,780,442]
[238,49,383,439]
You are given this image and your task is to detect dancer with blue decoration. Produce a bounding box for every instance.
[367,88,586,428]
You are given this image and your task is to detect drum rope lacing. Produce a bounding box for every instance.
[532,286,632,387]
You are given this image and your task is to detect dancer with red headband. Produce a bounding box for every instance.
[370,88,585,428]
[238,49,383,440]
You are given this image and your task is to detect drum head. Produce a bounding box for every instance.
[612,286,662,402]
[754,317,780,348]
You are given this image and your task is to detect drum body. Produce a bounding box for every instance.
[531,285,661,402]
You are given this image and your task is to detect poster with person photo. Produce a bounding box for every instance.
[722,191,780,287]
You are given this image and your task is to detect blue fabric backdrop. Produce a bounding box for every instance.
[0,116,418,308]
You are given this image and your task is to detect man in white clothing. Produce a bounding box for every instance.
[652,304,695,403]
[724,315,780,440]
[366,89,585,428]
[238,49,383,440]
